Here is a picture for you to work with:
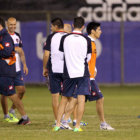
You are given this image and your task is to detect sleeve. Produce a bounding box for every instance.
[59,35,68,52]
[43,34,54,51]
[15,32,23,48]
[0,36,14,58]
[59,36,65,52]
[87,37,92,54]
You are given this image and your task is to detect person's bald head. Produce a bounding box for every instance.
[7,17,17,34]
[64,24,72,33]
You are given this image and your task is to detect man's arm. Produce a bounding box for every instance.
[15,47,28,75]
[43,50,50,77]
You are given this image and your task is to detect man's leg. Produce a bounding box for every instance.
[1,95,10,120]
[63,97,77,121]
[9,93,26,116]
[10,86,25,110]
[75,95,85,128]
[73,105,77,121]
[52,93,59,121]
[96,97,105,123]
[56,96,68,127]
[8,93,30,125]
[96,97,114,130]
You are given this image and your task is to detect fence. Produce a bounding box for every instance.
[0,10,140,85]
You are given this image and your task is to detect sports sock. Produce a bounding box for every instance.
[100,122,106,126]
[9,108,15,114]
[73,120,76,123]
[4,114,10,119]
[22,115,28,120]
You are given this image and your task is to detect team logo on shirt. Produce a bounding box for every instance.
[5,42,10,47]
[9,85,14,90]
[91,91,96,96]
[16,39,19,43]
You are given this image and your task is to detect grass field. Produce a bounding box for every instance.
[0,85,140,140]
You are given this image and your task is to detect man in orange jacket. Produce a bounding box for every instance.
[86,21,114,130]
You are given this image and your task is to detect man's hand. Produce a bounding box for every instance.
[43,68,48,77]
[23,65,28,75]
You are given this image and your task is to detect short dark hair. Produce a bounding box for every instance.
[51,17,64,28]
[86,22,100,35]
[73,17,85,28]
[0,17,5,28]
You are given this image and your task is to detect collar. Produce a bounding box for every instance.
[72,30,82,34]
[88,35,96,42]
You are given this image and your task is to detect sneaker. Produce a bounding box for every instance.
[9,113,19,122]
[4,117,17,123]
[73,127,83,132]
[73,121,88,126]
[17,117,31,125]
[52,126,60,132]
[80,121,88,126]
[61,122,73,130]
[100,122,114,130]
[138,115,140,118]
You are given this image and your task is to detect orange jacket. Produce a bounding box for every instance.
[88,41,96,79]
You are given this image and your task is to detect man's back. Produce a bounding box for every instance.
[60,31,91,78]
[0,28,16,77]
[44,31,66,73]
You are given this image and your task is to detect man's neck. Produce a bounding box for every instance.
[73,28,82,32]
[89,34,96,40]
[8,31,14,35]
[57,28,64,32]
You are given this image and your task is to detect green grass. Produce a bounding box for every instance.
[0,85,140,140]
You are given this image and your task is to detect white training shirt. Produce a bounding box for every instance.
[59,30,92,78]
[44,31,67,73]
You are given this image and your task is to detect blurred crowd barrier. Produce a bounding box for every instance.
[0,10,140,85]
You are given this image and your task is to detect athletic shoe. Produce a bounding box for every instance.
[100,122,114,130]
[73,127,83,132]
[61,122,73,130]
[73,121,88,126]
[9,113,19,122]
[4,117,17,123]
[17,117,31,125]
[138,115,140,118]
[80,121,88,126]
[52,126,60,132]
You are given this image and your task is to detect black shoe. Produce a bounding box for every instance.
[17,117,31,125]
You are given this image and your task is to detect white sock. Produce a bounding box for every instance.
[22,115,28,120]
[9,108,15,114]
[4,114,10,119]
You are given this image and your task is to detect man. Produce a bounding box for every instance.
[1,17,28,122]
[43,18,67,126]
[86,21,114,130]
[63,23,87,126]
[53,17,92,132]
[0,17,30,125]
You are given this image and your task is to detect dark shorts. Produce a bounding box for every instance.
[62,77,90,97]
[14,71,24,86]
[48,73,63,94]
[0,77,15,96]
[86,80,103,102]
